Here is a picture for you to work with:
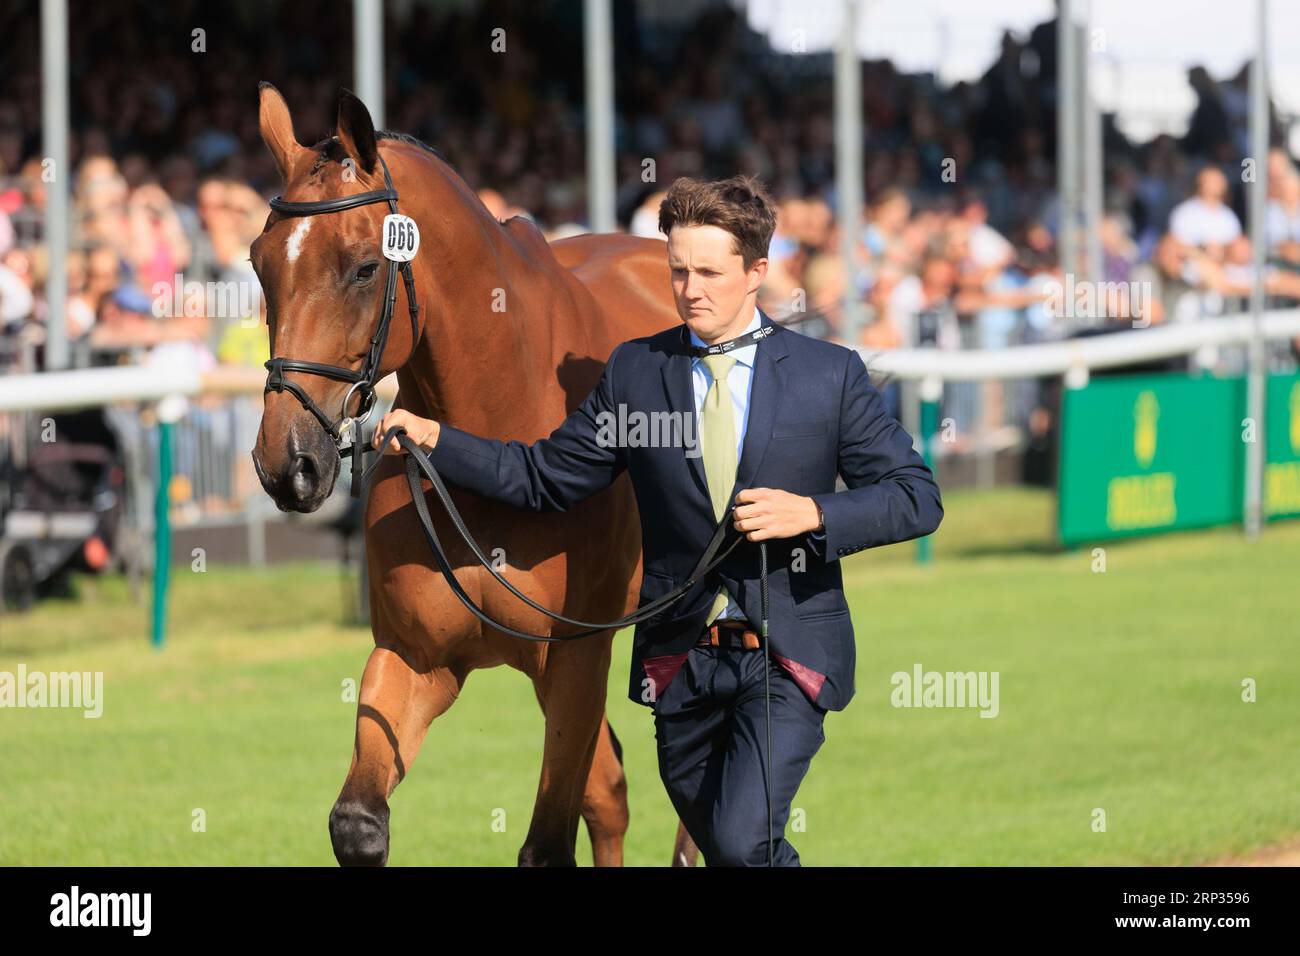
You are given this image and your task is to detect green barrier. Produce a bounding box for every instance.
[1264,373,1300,520]
[918,393,939,564]
[1059,371,1300,546]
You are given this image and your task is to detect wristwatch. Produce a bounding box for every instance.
[813,500,825,533]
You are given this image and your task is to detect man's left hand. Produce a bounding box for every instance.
[732,488,821,541]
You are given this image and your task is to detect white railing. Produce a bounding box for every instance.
[4,315,1298,416]
[855,310,1300,385]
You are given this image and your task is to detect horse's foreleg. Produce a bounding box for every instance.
[580,714,630,866]
[330,643,459,866]
[672,820,700,867]
[519,633,615,867]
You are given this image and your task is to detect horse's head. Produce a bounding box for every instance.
[250,83,422,512]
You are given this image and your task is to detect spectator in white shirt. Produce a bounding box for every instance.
[1167,167,1241,250]
[1265,172,1300,262]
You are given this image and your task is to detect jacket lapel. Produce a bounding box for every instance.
[731,308,788,504]
[658,307,790,515]
[660,324,709,500]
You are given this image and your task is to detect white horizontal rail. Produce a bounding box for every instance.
[1,312,1298,414]
[0,366,398,413]
[857,310,1300,382]
[0,364,200,411]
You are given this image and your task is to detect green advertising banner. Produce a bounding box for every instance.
[1059,371,1300,545]
[1264,373,1300,521]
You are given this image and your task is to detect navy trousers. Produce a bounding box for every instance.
[652,636,827,867]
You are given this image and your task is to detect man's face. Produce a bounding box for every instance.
[666,224,766,341]
[1197,169,1227,203]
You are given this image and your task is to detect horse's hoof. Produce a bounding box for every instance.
[517,844,577,867]
[329,800,390,866]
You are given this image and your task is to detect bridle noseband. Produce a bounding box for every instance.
[263,153,420,496]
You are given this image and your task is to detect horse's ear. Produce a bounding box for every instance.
[258,82,305,183]
[336,89,379,175]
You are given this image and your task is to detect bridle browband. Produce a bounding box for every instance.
[263,153,420,496]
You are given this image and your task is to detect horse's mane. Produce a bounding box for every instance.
[306,130,451,173]
[374,130,450,166]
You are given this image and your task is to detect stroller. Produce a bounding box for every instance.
[0,408,130,612]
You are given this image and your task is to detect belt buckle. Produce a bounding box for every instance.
[699,620,759,650]
[698,622,723,648]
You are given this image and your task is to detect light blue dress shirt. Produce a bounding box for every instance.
[688,306,760,621]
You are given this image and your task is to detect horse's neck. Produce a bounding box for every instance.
[400,215,592,441]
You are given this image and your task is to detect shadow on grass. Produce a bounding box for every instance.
[0,562,358,659]
[945,540,1065,559]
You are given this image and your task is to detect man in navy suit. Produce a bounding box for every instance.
[373,176,943,866]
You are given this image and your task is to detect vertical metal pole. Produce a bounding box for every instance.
[1245,0,1269,539]
[125,405,151,604]
[1058,0,1079,287]
[152,417,173,649]
[917,376,942,565]
[836,0,864,346]
[354,0,384,129]
[584,0,616,233]
[1082,3,1104,300]
[41,0,69,370]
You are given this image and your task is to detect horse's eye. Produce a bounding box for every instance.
[355,262,379,283]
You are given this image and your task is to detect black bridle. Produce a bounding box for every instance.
[263,153,420,496]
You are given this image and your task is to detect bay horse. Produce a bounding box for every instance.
[249,83,701,866]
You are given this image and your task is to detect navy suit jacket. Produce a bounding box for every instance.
[423,308,943,712]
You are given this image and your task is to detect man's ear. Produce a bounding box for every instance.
[747,257,769,295]
[258,82,305,184]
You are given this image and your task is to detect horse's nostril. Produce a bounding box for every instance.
[290,452,320,501]
[292,452,318,478]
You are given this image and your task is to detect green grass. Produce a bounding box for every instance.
[1,486,1297,865]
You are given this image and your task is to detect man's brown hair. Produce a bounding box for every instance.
[658,175,777,270]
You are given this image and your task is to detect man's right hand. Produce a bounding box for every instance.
[372,409,440,455]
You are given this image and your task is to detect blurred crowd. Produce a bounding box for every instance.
[1,0,1299,396]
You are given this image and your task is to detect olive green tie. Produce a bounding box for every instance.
[700,354,738,625]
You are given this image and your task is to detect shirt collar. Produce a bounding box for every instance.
[688,306,762,368]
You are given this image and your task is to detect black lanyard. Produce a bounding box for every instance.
[684,323,777,358]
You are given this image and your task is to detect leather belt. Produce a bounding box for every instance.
[698,619,762,650]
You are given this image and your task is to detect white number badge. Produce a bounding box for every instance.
[382,214,420,262]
